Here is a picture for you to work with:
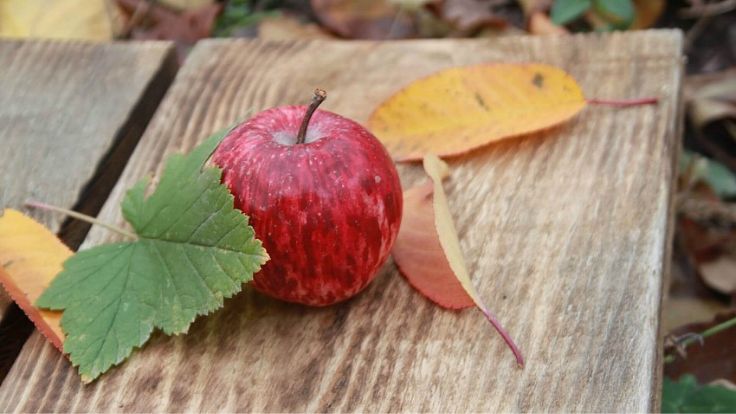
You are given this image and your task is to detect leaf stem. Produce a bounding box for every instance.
[480,306,525,368]
[25,200,136,240]
[664,315,736,363]
[587,97,659,107]
[296,89,327,145]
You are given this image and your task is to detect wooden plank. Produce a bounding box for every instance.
[0,31,683,412]
[0,39,176,379]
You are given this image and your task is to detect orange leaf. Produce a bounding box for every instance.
[631,0,664,30]
[392,155,524,365]
[368,63,586,161]
[0,209,70,350]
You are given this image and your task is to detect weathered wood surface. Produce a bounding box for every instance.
[0,31,683,412]
[0,40,176,374]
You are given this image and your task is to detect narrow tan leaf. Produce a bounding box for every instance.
[393,154,524,366]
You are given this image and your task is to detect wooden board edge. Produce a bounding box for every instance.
[0,41,179,387]
[648,30,685,413]
[193,28,684,55]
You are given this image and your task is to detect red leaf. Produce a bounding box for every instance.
[392,182,475,309]
[392,155,523,366]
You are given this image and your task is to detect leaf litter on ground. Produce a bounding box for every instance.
[116,0,222,61]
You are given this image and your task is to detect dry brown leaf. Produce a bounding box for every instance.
[663,296,732,333]
[432,0,508,33]
[678,217,735,263]
[0,0,118,40]
[583,8,611,30]
[116,0,221,61]
[258,15,336,40]
[475,24,525,38]
[389,0,434,10]
[158,0,213,11]
[685,68,736,130]
[665,244,733,332]
[700,254,736,295]
[516,0,551,15]
[528,11,568,35]
[631,0,665,29]
[310,0,417,39]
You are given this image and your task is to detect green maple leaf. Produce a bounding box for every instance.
[36,128,269,382]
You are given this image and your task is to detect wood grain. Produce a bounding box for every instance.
[0,31,683,412]
[0,39,176,378]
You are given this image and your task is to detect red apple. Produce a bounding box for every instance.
[213,90,402,306]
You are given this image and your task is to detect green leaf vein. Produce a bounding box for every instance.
[36,127,268,382]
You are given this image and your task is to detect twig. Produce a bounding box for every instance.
[664,315,736,363]
[680,0,736,18]
[120,0,151,38]
[684,15,712,52]
[25,201,136,240]
[677,195,736,225]
[385,6,407,40]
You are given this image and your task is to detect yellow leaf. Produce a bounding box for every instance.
[0,0,115,40]
[422,155,483,303]
[0,209,70,350]
[368,63,586,161]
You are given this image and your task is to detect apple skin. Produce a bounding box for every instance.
[212,105,402,306]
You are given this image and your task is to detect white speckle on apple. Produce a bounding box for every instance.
[374,175,381,184]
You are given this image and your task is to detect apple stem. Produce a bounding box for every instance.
[25,200,137,239]
[296,89,327,145]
